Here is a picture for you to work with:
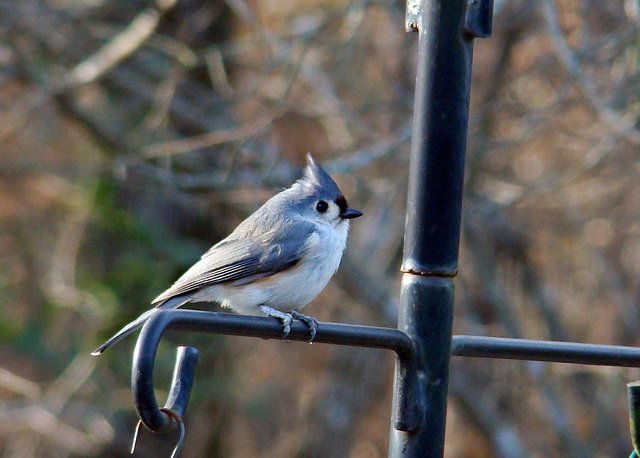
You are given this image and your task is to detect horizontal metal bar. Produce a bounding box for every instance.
[159,309,415,358]
[452,335,640,367]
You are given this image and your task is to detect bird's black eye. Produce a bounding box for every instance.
[316,200,329,213]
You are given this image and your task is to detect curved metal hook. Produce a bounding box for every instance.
[132,311,199,433]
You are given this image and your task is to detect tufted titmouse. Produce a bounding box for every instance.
[92,154,362,355]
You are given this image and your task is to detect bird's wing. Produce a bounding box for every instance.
[151,221,315,305]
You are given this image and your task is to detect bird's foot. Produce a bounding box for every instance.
[259,307,318,340]
[260,306,293,338]
[290,311,319,342]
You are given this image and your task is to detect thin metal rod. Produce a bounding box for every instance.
[452,336,640,367]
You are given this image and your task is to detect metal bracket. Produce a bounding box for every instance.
[405,0,494,37]
[130,309,426,433]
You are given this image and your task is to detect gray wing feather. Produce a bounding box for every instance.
[152,220,315,305]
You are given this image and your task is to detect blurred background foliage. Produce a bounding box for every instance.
[1,0,640,456]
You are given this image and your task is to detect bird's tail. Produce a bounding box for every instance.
[91,296,190,356]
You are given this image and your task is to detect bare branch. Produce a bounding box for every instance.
[542,0,640,144]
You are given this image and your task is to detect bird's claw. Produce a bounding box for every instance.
[291,311,319,342]
[259,305,294,338]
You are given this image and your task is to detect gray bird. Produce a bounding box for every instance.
[92,154,362,355]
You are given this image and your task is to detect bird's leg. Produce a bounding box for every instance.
[290,311,319,342]
[259,305,293,338]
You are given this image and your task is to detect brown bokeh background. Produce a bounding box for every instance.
[1,0,640,456]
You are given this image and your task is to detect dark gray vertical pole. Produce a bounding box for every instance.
[390,0,492,456]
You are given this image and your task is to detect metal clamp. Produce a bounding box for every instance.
[462,0,494,38]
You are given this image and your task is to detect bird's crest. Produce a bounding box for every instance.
[301,153,342,198]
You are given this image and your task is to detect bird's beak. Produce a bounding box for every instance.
[340,208,363,219]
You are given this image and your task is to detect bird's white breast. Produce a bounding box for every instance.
[204,220,350,315]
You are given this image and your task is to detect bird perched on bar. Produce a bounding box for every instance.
[92,154,362,355]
